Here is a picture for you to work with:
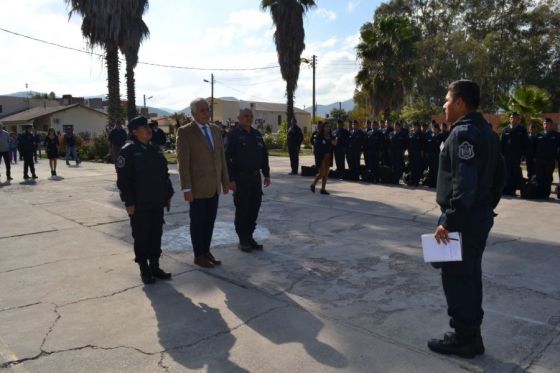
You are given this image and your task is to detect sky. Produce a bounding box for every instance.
[0,0,383,111]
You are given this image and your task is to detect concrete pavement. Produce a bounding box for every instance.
[0,156,559,372]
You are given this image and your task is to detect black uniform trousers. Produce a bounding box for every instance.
[408,151,423,184]
[189,194,219,257]
[346,150,361,173]
[334,149,346,174]
[130,208,164,263]
[365,151,380,180]
[0,151,11,179]
[390,150,404,183]
[425,154,439,187]
[504,153,523,194]
[440,208,493,329]
[233,174,262,241]
[22,151,35,177]
[535,159,556,198]
[288,145,299,174]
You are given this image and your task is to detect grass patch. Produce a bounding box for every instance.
[268,149,313,157]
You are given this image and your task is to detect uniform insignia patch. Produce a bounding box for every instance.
[116,155,126,168]
[458,141,475,160]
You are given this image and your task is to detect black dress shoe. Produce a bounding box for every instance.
[428,331,484,358]
[32,175,38,179]
[249,238,263,250]
[238,241,253,253]
[194,255,215,268]
[23,175,30,180]
[310,184,316,193]
[149,259,171,280]
[320,189,330,195]
[205,252,222,265]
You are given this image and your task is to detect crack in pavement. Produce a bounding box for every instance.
[0,229,58,241]
[487,238,522,248]
[521,328,560,371]
[0,253,128,275]
[0,302,42,313]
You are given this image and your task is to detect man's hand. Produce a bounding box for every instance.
[183,191,193,202]
[126,205,135,216]
[434,225,449,245]
[223,185,229,194]
[263,177,271,188]
[228,181,237,191]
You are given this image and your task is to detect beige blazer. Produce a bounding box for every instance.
[176,122,229,199]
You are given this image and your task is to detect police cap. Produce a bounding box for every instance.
[127,116,149,131]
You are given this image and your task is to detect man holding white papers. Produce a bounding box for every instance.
[428,80,506,358]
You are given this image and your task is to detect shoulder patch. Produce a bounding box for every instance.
[458,141,475,160]
[116,155,126,168]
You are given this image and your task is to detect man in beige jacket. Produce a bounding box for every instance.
[176,98,230,268]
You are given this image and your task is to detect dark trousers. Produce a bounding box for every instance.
[22,152,35,177]
[390,150,404,183]
[526,157,535,179]
[334,149,346,174]
[440,208,493,329]
[504,153,523,194]
[189,194,219,257]
[0,151,10,178]
[535,159,555,198]
[408,151,423,184]
[288,146,299,174]
[130,208,164,263]
[234,175,262,241]
[346,150,361,172]
[365,151,380,179]
[425,156,439,187]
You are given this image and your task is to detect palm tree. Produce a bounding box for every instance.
[499,85,552,127]
[356,15,418,119]
[261,0,316,126]
[66,0,124,128]
[120,0,150,121]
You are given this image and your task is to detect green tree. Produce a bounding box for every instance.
[66,0,125,128]
[499,86,552,126]
[329,108,348,122]
[261,0,316,126]
[355,15,419,119]
[120,0,150,121]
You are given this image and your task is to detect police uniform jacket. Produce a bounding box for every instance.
[427,132,445,155]
[436,112,506,231]
[501,124,528,155]
[333,128,349,151]
[365,128,385,154]
[287,125,303,149]
[533,131,560,160]
[116,140,174,210]
[18,132,36,153]
[225,126,270,182]
[348,129,365,152]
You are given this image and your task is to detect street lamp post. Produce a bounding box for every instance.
[143,94,153,109]
[203,74,215,123]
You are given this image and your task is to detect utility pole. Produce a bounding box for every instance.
[312,55,317,125]
[204,74,215,123]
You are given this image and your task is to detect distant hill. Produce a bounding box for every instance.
[305,99,355,117]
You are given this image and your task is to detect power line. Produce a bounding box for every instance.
[0,27,280,72]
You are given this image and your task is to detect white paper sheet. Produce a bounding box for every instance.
[421,232,462,263]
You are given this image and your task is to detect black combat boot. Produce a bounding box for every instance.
[138,261,155,284]
[149,258,171,280]
[428,328,484,358]
[249,237,263,250]
[51,170,55,177]
[238,236,252,252]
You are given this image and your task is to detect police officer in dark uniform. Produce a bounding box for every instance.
[429,80,505,358]
[388,122,407,184]
[501,112,528,196]
[150,120,167,149]
[532,118,560,198]
[108,123,128,163]
[347,120,365,177]
[381,120,394,168]
[364,120,385,182]
[424,122,445,188]
[226,108,271,252]
[116,116,174,284]
[18,125,38,180]
[526,123,538,180]
[407,122,424,186]
[287,119,303,175]
[333,120,349,178]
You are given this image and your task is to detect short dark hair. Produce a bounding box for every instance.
[544,117,553,124]
[448,80,480,110]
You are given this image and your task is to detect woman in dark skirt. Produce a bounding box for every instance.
[310,122,337,195]
[44,128,59,177]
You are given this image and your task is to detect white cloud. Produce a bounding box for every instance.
[316,8,337,22]
[347,0,361,12]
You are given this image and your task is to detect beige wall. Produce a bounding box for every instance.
[212,99,239,124]
[254,111,311,133]
[50,107,107,136]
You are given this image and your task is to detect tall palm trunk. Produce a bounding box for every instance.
[286,80,296,126]
[106,42,122,129]
[125,54,137,120]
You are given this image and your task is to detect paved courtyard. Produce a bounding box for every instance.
[0,156,559,373]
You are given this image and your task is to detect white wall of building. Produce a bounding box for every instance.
[50,106,107,136]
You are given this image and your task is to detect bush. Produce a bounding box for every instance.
[92,133,110,160]
[276,121,288,150]
[263,133,278,149]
